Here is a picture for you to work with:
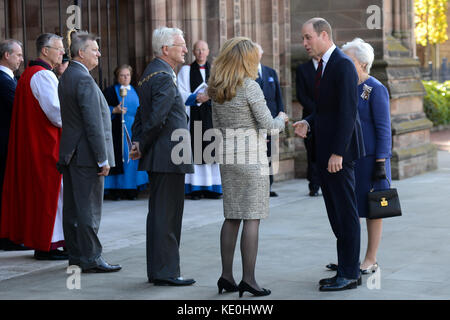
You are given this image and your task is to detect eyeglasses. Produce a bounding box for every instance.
[169,43,187,49]
[46,46,65,53]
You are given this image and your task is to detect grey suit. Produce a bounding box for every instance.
[58,61,115,269]
[132,58,194,281]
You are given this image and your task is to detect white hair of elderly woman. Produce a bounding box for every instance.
[152,27,184,57]
[341,38,375,74]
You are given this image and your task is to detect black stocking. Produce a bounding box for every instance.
[240,219,261,290]
[220,219,241,285]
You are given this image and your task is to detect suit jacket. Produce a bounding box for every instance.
[305,47,365,166]
[0,69,17,209]
[0,70,17,145]
[132,58,194,174]
[255,65,284,118]
[58,61,115,168]
[358,76,391,159]
[295,60,316,119]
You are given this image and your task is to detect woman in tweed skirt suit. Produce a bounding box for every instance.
[208,37,288,297]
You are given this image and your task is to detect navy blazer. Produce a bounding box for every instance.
[295,60,316,119]
[256,65,284,118]
[305,47,365,166]
[0,70,17,140]
[358,76,391,159]
[132,58,194,174]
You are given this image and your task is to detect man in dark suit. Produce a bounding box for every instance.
[0,39,25,251]
[58,31,120,273]
[130,27,195,286]
[293,18,365,291]
[255,44,285,197]
[295,58,321,196]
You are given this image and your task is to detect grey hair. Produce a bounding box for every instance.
[152,27,184,57]
[36,33,63,55]
[68,30,98,59]
[341,38,375,74]
[0,39,23,59]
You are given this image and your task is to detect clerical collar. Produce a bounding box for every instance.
[29,58,53,70]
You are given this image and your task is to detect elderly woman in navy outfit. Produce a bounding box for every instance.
[327,38,392,274]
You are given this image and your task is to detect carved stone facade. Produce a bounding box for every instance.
[1,0,435,180]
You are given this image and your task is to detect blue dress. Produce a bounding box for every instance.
[104,85,149,191]
[355,76,392,218]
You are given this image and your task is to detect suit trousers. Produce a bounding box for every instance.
[62,161,103,269]
[318,161,360,279]
[304,137,321,192]
[146,172,185,281]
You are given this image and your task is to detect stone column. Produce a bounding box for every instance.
[379,0,437,179]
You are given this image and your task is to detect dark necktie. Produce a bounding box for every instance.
[314,59,323,101]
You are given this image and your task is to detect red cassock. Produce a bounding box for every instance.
[0,65,62,251]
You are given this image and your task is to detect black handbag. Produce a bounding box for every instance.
[367,179,402,219]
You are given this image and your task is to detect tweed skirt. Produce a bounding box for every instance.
[219,163,270,220]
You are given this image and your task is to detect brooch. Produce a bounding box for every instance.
[361,84,373,100]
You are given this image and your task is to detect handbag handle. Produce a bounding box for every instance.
[370,177,391,192]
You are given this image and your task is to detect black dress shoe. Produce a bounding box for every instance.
[1,239,31,251]
[153,277,196,286]
[34,249,69,260]
[319,276,359,292]
[319,275,362,287]
[270,191,278,197]
[82,257,122,273]
[319,275,338,286]
[309,190,320,197]
[325,263,338,271]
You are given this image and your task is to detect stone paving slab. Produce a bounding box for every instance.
[0,147,449,301]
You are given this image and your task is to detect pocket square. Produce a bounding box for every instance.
[268,77,274,82]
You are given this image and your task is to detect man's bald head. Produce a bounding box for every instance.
[193,40,209,65]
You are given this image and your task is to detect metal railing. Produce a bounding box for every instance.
[421,58,450,82]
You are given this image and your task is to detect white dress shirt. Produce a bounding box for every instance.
[0,65,15,80]
[312,43,336,74]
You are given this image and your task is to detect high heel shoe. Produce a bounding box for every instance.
[361,262,379,275]
[217,277,238,294]
[238,281,271,298]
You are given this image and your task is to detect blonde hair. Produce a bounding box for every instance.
[208,37,259,104]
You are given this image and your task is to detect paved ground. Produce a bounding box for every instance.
[0,132,449,301]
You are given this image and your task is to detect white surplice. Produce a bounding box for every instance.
[177,65,222,193]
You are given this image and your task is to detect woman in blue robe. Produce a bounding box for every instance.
[103,65,148,200]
